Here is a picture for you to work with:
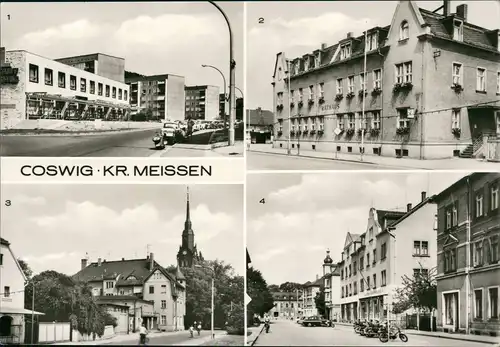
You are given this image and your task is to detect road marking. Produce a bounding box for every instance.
[149,146,172,157]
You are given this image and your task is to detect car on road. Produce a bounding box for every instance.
[161,121,182,145]
[296,316,305,324]
[301,316,334,327]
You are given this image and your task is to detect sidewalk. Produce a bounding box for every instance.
[246,324,264,346]
[177,331,227,346]
[248,144,500,170]
[334,322,499,345]
[53,330,187,345]
[211,141,244,156]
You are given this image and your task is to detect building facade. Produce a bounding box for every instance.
[434,173,500,336]
[269,292,303,319]
[1,50,131,129]
[302,278,321,317]
[272,1,500,159]
[126,74,186,122]
[73,253,186,332]
[219,95,244,122]
[185,85,219,121]
[55,53,126,83]
[96,296,155,333]
[339,196,437,323]
[177,188,204,268]
[246,108,273,144]
[322,250,341,321]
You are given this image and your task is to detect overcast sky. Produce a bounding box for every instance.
[1,184,244,276]
[246,0,500,110]
[0,1,243,94]
[246,172,470,285]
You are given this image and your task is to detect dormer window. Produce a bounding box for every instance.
[453,20,463,41]
[295,63,299,75]
[399,20,409,41]
[340,43,351,60]
[365,32,378,51]
[304,58,309,71]
[315,54,320,68]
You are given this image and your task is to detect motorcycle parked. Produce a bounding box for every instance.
[353,320,364,334]
[363,321,382,338]
[152,133,166,149]
[379,324,408,343]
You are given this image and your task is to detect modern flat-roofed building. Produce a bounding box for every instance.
[272,0,500,160]
[126,74,186,122]
[55,53,126,83]
[185,85,220,121]
[0,49,131,129]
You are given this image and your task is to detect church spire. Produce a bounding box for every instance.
[185,186,192,230]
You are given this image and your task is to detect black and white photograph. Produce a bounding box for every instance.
[246,172,500,346]
[0,1,244,157]
[246,1,500,170]
[0,184,244,345]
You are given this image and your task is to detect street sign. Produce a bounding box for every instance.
[245,293,252,306]
[334,127,341,136]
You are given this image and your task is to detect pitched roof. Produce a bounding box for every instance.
[272,292,300,301]
[0,238,9,246]
[376,210,406,228]
[247,108,274,125]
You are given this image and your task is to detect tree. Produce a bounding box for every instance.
[267,284,280,292]
[226,302,244,335]
[314,288,326,318]
[392,266,437,330]
[279,282,303,292]
[18,258,33,282]
[246,266,274,324]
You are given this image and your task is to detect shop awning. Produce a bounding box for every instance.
[1,307,45,315]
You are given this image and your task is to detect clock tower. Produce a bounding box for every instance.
[177,187,204,268]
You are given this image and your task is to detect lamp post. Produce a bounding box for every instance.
[202,64,227,127]
[207,1,235,146]
[195,264,215,339]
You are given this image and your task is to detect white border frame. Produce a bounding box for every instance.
[441,289,460,332]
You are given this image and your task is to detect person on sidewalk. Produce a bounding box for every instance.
[138,324,148,345]
[196,322,202,336]
[189,324,195,338]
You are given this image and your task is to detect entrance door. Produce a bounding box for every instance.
[444,292,459,332]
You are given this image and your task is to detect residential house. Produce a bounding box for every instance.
[246,108,274,144]
[269,292,303,319]
[322,250,341,321]
[302,277,322,317]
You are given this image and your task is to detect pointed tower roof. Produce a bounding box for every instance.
[176,265,186,280]
[185,186,192,231]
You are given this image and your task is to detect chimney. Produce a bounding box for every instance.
[321,43,327,50]
[407,203,412,212]
[149,253,154,270]
[421,191,427,202]
[443,0,450,16]
[122,257,125,261]
[316,274,319,281]
[81,259,87,270]
[346,32,354,39]
[97,258,102,267]
[456,4,468,21]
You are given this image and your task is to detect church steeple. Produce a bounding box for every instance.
[185,186,192,230]
[181,186,194,251]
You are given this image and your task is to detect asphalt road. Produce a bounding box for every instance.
[255,320,492,346]
[105,330,210,345]
[246,151,402,170]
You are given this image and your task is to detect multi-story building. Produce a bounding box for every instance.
[185,85,219,121]
[322,250,341,321]
[269,292,303,319]
[302,277,321,317]
[434,173,500,336]
[0,238,43,344]
[126,74,185,122]
[246,108,274,144]
[1,49,131,129]
[272,1,500,159]
[72,253,186,332]
[339,195,437,322]
[55,53,126,83]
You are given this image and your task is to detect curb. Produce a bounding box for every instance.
[0,127,160,137]
[405,331,499,345]
[248,325,265,346]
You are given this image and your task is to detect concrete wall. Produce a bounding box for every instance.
[166,75,185,121]
[9,119,162,131]
[107,308,128,334]
[96,54,125,83]
[73,325,115,342]
[205,85,220,121]
[0,243,25,310]
[0,51,26,129]
[38,322,71,343]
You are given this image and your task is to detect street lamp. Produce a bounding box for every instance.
[207,1,236,146]
[195,264,215,339]
[201,64,227,127]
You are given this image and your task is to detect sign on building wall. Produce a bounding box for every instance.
[0,66,19,84]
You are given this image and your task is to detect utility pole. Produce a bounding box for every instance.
[465,176,472,334]
[31,282,35,344]
[287,58,292,155]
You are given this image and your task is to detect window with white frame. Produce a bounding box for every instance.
[337,115,344,130]
[491,183,499,211]
[348,114,355,129]
[491,235,499,263]
[319,83,324,98]
[404,62,413,83]
[161,315,167,325]
[315,54,320,68]
[304,58,309,71]
[278,119,283,132]
[399,20,409,40]
[348,76,354,93]
[444,248,457,272]
[319,117,324,130]
[277,92,283,105]
[298,88,303,101]
[397,108,409,128]
[453,20,463,41]
[309,85,314,100]
[336,78,343,94]
[359,73,366,92]
[360,112,367,129]
[396,63,404,84]
[381,270,387,286]
[366,32,378,51]
[477,68,486,91]
[488,287,499,319]
[475,191,484,218]
[29,64,39,83]
[373,69,382,89]
[340,43,352,60]
[311,118,316,131]
[295,63,299,75]
[452,63,462,85]
[474,241,483,267]
[452,203,458,226]
[44,68,53,86]
[474,289,483,319]
[452,109,460,129]
[291,119,296,131]
[372,111,381,129]
[303,119,308,131]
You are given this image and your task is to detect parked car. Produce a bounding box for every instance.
[296,316,305,324]
[301,316,323,327]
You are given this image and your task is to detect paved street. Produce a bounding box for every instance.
[247,151,398,170]
[254,320,494,346]
[104,330,212,345]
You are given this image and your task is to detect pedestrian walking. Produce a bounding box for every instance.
[196,322,202,336]
[189,324,194,338]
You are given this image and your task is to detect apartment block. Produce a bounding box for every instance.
[185,85,220,121]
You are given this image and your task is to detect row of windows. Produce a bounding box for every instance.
[452,63,500,93]
[474,287,499,320]
[28,64,128,101]
[443,234,499,273]
[341,270,388,298]
[341,241,389,280]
